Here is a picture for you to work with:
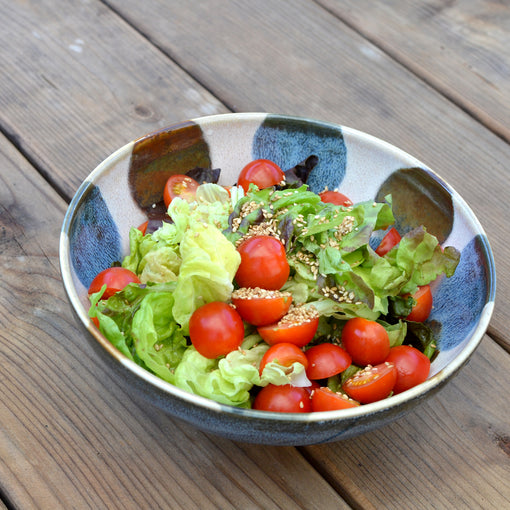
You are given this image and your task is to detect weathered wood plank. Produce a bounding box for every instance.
[0,134,349,509]
[302,335,510,509]
[102,0,508,344]
[0,0,228,200]
[317,0,510,144]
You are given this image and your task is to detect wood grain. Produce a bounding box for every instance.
[0,133,348,509]
[0,0,228,200]
[302,335,510,509]
[318,0,510,144]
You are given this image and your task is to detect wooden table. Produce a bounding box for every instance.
[1,1,509,508]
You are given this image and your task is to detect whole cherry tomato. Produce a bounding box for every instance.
[189,302,244,359]
[305,343,351,380]
[341,317,390,366]
[235,235,290,290]
[311,387,360,411]
[238,159,285,192]
[88,267,141,300]
[406,285,433,322]
[253,384,311,413]
[385,345,431,394]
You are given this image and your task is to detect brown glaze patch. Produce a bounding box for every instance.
[375,168,454,243]
[129,122,211,211]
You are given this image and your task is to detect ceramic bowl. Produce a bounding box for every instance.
[60,113,496,445]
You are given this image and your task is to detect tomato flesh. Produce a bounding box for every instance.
[341,317,390,366]
[406,285,433,322]
[163,174,199,207]
[375,227,401,256]
[342,362,397,404]
[235,235,290,290]
[305,343,351,380]
[259,343,308,375]
[253,384,311,413]
[88,267,141,300]
[319,190,353,207]
[385,345,431,394]
[238,159,285,193]
[311,387,360,411]
[231,290,292,326]
[258,308,319,348]
[189,301,244,359]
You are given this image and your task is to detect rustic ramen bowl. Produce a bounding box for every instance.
[60,113,496,445]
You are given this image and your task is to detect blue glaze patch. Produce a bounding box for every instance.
[431,235,491,350]
[69,185,122,288]
[252,115,347,193]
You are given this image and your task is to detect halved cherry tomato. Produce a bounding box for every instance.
[189,302,244,359]
[257,307,319,347]
[305,343,351,380]
[137,220,149,235]
[311,387,360,411]
[406,285,433,322]
[375,227,401,256]
[253,384,311,413]
[238,159,285,193]
[319,190,353,207]
[88,267,141,300]
[342,362,397,404]
[231,289,292,326]
[259,343,308,375]
[341,317,390,366]
[163,174,199,207]
[385,345,431,394]
[235,235,290,290]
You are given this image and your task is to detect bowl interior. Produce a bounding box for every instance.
[60,112,496,429]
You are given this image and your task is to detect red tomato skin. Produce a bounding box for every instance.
[258,316,319,348]
[231,294,292,326]
[311,387,360,412]
[88,267,141,300]
[385,345,431,394]
[375,227,401,256]
[342,362,397,404]
[189,302,245,359]
[406,285,433,322]
[163,174,199,208]
[341,318,390,366]
[253,384,312,413]
[305,343,352,380]
[235,236,290,290]
[137,220,149,235]
[238,159,285,193]
[259,343,308,375]
[319,190,353,207]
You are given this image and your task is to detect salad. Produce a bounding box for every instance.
[88,157,460,413]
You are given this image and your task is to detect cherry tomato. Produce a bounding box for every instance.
[305,343,352,380]
[406,285,433,322]
[88,267,141,300]
[342,362,397,404]
[235,235,290,290]
[137,220,149,235]
[341,317,390,366]
[385,345,431,394]
[253,384,311,413]
[375,227,401,256]
[257,307,320,348]
[311,387,360,412]
[237,159,285,193]
[189,302,244,359]
[319,190,353,207]
[303,380,321,396]
[231,289,292,326]
[163,174,199,207]
[259,343,308,375]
